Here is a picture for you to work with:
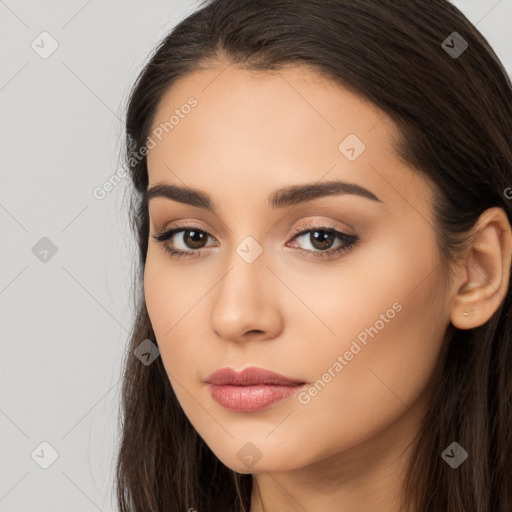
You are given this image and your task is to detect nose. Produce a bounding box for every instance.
[209,244,284,343]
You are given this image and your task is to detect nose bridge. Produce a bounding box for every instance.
[209,234,282,340]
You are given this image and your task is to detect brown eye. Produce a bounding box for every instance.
[182,229,208,249]
[308,230,336,250]
[151,225,216,256]
[287,224,359,260]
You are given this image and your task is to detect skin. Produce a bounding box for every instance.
[144,63,512,512]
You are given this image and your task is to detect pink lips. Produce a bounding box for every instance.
[204,366,306,412]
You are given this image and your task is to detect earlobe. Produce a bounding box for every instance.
[450,207,512,330]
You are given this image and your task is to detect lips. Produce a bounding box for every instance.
[204,366,306,386]
[204,366,307,412]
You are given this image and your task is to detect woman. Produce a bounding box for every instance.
[115,1,512,510]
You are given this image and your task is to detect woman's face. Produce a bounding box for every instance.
[144,64,452,474]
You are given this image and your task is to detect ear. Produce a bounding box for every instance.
[450,207,512,329]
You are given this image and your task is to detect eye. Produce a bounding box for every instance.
[151,222,359,260]
[286,222,359,259]
[152,223,217,259]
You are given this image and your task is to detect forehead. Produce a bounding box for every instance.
[146,65,433,215]
[148,63,390,154]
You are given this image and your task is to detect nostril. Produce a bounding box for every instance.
[245,330,264,337]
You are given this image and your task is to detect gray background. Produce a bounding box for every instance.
[1,1,511,510]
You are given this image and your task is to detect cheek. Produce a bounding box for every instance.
[143,251,215,389]
[143,246,202,333]
[143,254,191,370]
[283,234,446,458]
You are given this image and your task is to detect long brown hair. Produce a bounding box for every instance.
[115,1,512,510]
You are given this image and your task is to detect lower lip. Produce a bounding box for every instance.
[207,383,305,412]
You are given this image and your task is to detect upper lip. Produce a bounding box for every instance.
[204,366,306,386]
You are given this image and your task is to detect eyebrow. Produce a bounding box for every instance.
[145,180,382,211]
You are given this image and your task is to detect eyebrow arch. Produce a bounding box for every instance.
[145,179,382,211]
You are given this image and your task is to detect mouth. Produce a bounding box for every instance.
[204,366,307,412]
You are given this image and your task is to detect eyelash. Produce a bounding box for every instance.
[151,222,359,260]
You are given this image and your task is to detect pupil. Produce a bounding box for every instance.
[312,230,334,250]
[186,230,206,249]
